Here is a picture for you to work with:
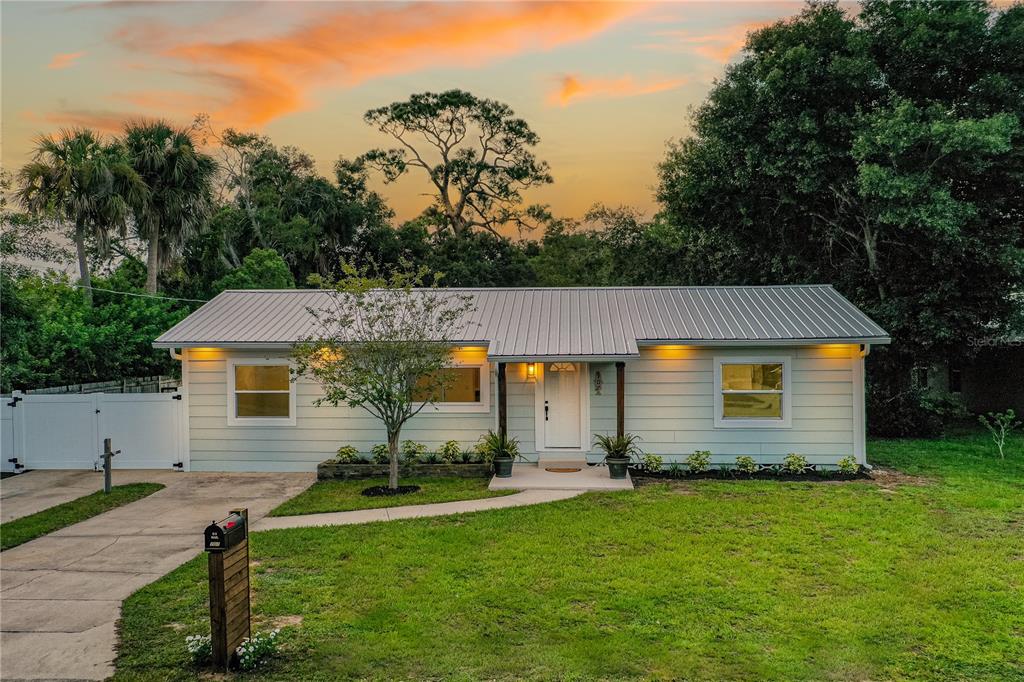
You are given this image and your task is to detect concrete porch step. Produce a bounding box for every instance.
[536,453,589,469]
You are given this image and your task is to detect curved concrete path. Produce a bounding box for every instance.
[255,488,583,531]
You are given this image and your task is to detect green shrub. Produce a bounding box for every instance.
[476,431,519,461]
[867,385,967,438]
[836,456,859,475]
[667,462,683,478]
[782,453,810,474]
[423,452,440,464]
[439,440,463,463]
[185,634,211,665]
[641,453,663,472]
[371,444,389,464]
[592,433,642,459]
[335,445,360,463]
[401,440,428,463]
[686,450,712,473]
[735,455,757,474]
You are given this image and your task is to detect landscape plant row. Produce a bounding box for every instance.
[333,440,491,465]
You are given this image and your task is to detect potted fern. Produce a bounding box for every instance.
[478,430,520,478]
[593,433,642,480]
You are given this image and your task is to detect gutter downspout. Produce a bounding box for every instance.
[168,348,183,361]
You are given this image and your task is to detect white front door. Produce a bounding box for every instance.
[543,362,582,448]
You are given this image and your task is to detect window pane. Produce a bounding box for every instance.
[236,392,290,417]
[412,367,481,403]
[722,363,783,391]
[235,365,289,391]
[723,393,782,419]
[444,367,481,402]
[411,375,439,403]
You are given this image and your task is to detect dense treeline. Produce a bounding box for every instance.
[2,0,1021,436]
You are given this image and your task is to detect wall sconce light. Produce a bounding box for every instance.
[526,362,537,380]
[593,370,603,395]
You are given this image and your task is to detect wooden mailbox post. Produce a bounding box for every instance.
[204,508,251,670]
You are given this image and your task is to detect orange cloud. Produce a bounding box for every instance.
[646,21,769,64]
[109,2,645,128]
[47,51,85,70]
[23,108,131,134]
[550,73,687,107]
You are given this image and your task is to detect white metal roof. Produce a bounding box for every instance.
[154,285,890,358]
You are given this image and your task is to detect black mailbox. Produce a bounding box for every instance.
[204,512,246,552]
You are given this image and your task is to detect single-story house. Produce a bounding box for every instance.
[153,285,890,472]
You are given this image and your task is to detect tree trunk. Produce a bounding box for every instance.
[387,429,400,490]
[861,222,887,302]
[145,225,160,294]
[74,225,93,307]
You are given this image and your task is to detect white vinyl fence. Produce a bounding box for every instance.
[1,391,188,473]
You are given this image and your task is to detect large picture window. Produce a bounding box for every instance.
[227,358,296,426]
[714,356,791,428]
[413,364,490,413]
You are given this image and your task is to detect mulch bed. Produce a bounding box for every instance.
[629,467,872,485]
[360,485,422,497]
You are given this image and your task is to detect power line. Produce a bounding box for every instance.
[40,277,209,303]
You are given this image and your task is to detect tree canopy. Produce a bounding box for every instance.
[657,0,1024,380]
[361,90,553,237]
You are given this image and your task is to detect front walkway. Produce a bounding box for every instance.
[488,463,634,491]
[0,470,313,681]
[255,488,583,531]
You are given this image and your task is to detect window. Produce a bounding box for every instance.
[949,365,962,393]
[714,356,791,428]
[912,366,930,389]
[412,364,490,413]
[227,359,296,426]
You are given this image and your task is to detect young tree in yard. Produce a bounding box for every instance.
[16,129,146,305]
[292,265,476,490]
[361,90,553,236]
[123,120,217,293]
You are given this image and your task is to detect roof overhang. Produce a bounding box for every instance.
[635,337,891,347]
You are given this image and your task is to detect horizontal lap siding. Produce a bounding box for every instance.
[186,348,495,472]
[624,346,857,465]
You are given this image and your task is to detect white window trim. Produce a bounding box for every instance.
[420,361,491,414]
[226,357,297,427]
[713,355,792,429]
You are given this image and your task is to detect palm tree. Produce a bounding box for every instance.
[16,129,146,305]
[122,120,217,293]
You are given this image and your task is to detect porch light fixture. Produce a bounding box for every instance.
[526,362,537,380]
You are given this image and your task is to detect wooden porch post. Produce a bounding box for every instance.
[497,362,507,437]
[616,361,625,438]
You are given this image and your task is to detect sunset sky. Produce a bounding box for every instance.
[3,1,832,224]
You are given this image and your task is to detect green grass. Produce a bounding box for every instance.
[1,483,164,551]
[115,433,1023,681]
[268,477,516,516]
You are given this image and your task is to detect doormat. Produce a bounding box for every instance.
[544,467,582,473]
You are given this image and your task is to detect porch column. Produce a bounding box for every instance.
[616,361,625,438]
[497,362,507,437]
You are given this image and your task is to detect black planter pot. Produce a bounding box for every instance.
[606,457,630,479]
[493,456,514,478]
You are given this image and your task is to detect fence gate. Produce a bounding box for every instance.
[3,391,187,471]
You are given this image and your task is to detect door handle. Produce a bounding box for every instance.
[544,401,549,421]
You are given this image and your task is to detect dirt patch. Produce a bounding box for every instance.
[868,467,934,491]
[162,622,186,631]
[253,614,304,630]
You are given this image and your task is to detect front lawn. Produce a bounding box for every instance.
[116,433,1023,681]
[1,483,164,551]
[268,477,515,516]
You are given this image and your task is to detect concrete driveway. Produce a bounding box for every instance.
[0,469,313,681]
